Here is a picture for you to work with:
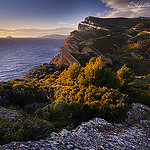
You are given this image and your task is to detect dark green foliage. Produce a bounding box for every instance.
[0,117,54,145]
[0,56,149,145]
[91,36,126,54]
[125,76,150,106]
[124,58,150,76]
[0,80,46,108]
[36,101,86,129]
[24,63,66,80]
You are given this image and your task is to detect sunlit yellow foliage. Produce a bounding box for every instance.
[117,64,135,87]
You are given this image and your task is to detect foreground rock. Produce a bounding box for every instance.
[1,103,150,150]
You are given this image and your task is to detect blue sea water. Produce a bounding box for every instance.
[0,38,64,81]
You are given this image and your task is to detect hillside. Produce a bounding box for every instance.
[50,16,150,75]
[0,16,150,147]
[1,103,150,149]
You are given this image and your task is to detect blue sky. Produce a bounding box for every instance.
[0,0,109,29]
[0,0,149,37]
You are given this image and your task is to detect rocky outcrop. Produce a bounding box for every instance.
[81,46,95,55]
[99,54,113,65]
[1,103,150,149]
[49,16,150,67]
[131,52,142,59]
[49,47,80,65]
[78,21,109,31]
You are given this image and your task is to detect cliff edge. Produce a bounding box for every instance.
[49,16,150,75]
[50,47,80,65]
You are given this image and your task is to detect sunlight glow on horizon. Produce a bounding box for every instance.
[0,27,76,38]
[0,0,149,37]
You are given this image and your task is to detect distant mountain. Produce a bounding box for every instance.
[6,36,13,39]
[40,34,68,39]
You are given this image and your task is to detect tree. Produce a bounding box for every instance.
[78,57,120,88]
[57,63,81,86]
[117,65,135,89]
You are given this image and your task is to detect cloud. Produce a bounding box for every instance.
[58,22,69,25]
[58,22,76,26]
[99,0,150,18]
[97,11,109,17]
[0,27,75,37]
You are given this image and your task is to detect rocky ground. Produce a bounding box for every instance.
[0,106,21,122]
[0,103,150,150]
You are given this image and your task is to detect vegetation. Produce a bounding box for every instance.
[1,56,149,145]
[0,17,150,145]
[0,117,54,145]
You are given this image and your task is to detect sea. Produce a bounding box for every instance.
[0,38,64,81]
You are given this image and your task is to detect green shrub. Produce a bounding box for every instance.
[57,57,120,89]
[0,117,54,145]
[36,101,86,128]
[53,85,127,122]
[57,63,81,86]
[78,57,120,88]
[117,65,135,90]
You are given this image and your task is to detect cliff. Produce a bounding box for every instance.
[50,47,80,65]
[1,16,150,147]
[49,16,150,75]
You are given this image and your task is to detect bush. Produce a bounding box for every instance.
[117,65,135,90]
[57,63,81,86]
[78,57,120,88]
[100,89,128,122]
[53,85,128,122]
[36,101,86,129]
[57,57,120,89]
[0,117,54,145]
[11,83,47,107]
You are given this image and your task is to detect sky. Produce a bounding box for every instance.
[0,0,150,37]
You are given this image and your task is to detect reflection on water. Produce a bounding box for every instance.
[0,38,64,81]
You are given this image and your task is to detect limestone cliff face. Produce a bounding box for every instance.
[49,27,112,65]
[49,16,150,73]
[50,47,80,65]
[49,30,97,65]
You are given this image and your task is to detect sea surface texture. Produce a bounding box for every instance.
[0,38,64,81]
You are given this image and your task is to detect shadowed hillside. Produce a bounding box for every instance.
[0,16,150,146]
